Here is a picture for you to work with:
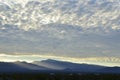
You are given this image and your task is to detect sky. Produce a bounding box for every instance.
[0,0,120,66]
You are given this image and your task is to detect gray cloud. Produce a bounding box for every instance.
[0,0,120,64]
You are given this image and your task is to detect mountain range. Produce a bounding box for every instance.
[0,59,120,74]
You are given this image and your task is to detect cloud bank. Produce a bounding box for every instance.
[0,0,120,65]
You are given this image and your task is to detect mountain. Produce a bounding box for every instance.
[0,61,50,73]
[0,62,29,73]
[33,59,120,73]
[14,61,50,70]
[0,59,120,74]
[99,67,120,74]
[33,59,105,73]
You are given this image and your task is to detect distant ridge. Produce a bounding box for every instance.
[33,59,105,71]
[0,59,120,74]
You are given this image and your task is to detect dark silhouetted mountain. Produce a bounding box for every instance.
[98,66,120,73]
[33,59,120,73]
[0,59,120,74]
[0,61,49,73]
[0,62,29,73]
[33,59,105,72]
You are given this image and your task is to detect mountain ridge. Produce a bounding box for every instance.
[0,59,120,74]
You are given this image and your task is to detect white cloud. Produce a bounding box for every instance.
[0,0,120,65]
[0,0,120,32]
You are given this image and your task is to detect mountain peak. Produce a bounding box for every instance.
[41,59,60,62]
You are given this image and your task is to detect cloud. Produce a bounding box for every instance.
[0,0,120,32]
[0,0,120,66]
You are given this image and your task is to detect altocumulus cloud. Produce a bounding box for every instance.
[0,0,120,66]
